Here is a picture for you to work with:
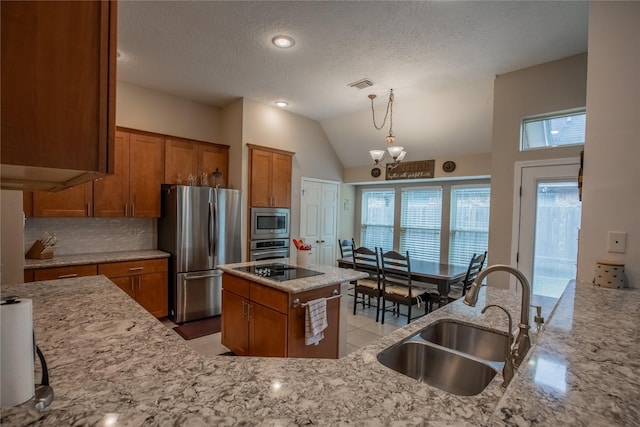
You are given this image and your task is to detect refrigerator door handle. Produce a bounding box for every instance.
[183,272,220,281]
[208,201,214,257]
[213,199,219,258]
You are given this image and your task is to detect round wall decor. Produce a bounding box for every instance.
[371,167,381,178]
[442,161,456,173]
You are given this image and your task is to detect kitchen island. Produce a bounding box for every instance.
[217,260,368,359]
[2,268,639,425]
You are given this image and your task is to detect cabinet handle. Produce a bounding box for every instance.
[247,303,253,320]
[86,203,92,217]
[124,204,128,216]
[242,300,247,318]
[131,204,135,217]
[58,274,78,279]
[131,278,135,292]
[128,267,144,271]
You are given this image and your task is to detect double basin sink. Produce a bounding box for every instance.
[377,320,510,396]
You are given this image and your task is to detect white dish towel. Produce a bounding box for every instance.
[305,297,328,346]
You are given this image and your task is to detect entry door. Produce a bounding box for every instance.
[517,161,581,298]
[300,178,338,266]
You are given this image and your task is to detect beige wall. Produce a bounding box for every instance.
[578,2,640,286]
[489,54,587,288]
[116,81,223,143]
[241,99,343,238]
[338,183,356,243]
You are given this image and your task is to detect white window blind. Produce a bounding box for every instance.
[399,187,442,262]
[360,189,395,252]
[449,186,490,267]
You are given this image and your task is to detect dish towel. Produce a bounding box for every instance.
[305,297,328,346]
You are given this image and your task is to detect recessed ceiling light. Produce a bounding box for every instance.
[272,35,295,48]
[275,101,289,108]
[550,130,560,135]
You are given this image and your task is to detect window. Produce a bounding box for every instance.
[449,185,490,266]
[360,189,395,252]
[399,187,442,262]
[521,110,586,150]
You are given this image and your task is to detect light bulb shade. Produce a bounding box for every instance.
[397,151,406,161]
[369,150,386,164]
[387,146,404,159]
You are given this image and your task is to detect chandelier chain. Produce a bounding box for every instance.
[370,89,394,135]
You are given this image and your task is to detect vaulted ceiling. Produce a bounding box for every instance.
[117,1,589,168]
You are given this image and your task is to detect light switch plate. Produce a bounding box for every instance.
[607,231,627,253]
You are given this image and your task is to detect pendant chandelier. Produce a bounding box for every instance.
[368,89,406,166]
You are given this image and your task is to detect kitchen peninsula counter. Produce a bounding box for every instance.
[2,273,639,426]
[23,250,169,270]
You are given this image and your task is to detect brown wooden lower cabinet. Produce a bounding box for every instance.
[25,258,168,318]
[33,264,98,281]
[98,259,168,318]
[221,274,340,358]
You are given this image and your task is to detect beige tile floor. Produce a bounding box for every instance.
[162,295,414,357]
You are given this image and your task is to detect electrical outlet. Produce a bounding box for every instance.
[607,231,627,253]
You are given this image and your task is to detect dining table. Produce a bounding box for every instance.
[337,257,468,304]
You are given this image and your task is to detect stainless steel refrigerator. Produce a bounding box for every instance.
[158,185,242,323]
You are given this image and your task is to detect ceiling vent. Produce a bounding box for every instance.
[348,78,374,90]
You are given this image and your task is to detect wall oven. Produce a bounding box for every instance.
[249,239,290,261]
[251,208,290,240]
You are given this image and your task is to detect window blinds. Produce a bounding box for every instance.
[399,187,442,262]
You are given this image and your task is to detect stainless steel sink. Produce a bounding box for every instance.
[376,320,510,396]
[419,320,510,362]
[376,340,498,396]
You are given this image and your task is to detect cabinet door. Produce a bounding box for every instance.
[32,182,93,217]
[136,271,168,318]
[1,1,116,184]
[250,149,273,207]
[221,290,250,356]
[287,285,340,359]
[271,153,292,208]
[94,131,129,217]
[250,303,287,357]
[198,143,229,187]
[111,276,136,299]
[164,138,198,184]
[128,133,164,217]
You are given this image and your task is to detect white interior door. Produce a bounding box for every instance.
[517,161,581,298]
[300,178,338,266]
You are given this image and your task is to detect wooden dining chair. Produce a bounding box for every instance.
[352,246,383,322]
[379,249,429,325]
[338,238,355,260]
[446,251,487,305]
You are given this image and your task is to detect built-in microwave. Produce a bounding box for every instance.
[250,208,290,240]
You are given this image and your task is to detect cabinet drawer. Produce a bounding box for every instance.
[222,274,250,299]
[33,264,97,281]
[98,258,168,278]
[250,282,288,314]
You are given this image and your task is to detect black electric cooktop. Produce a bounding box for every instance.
[234,263,324,282]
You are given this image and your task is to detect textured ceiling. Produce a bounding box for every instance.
[117,1,589,168]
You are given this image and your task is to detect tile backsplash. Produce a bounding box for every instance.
[25,218,155,256]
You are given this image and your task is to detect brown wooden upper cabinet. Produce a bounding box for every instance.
[30,183,94,217]
[93,130,164,218]
[164,138,229,186]
[0,0,117,191]
[249,145,293,208]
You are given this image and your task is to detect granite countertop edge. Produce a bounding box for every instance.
[24,250,170,270]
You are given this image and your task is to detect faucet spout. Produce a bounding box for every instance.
[463,264,532,367]
[482,304,515,388]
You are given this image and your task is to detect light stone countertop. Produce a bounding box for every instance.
[1,271,638,426]
[24,250,170,270]
[218,258,368,293]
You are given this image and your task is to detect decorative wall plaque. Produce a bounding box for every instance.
[385,160,435,180]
